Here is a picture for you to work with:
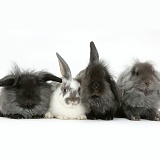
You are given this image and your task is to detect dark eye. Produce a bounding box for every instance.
[63,88,67,93]
[103,70,106,76]
[16,84,21,89]
[78,88,81,93]
[86,71,90,78]
[136,72,139,76]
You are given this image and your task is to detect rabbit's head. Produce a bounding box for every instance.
[130,61,160,93]
[0,65,62,109]
[82,61,111,98]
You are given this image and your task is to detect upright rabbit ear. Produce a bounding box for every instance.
[0,75,16,87]
[56,53,72,80]
[38,72,62,83]
[90,41,99,64]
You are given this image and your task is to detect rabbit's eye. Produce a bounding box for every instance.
[78,88,81,93]
[16,84,21,89]
[63,88,67,93]
[136,72,139,76]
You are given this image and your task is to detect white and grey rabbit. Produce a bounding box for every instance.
[117,60,160,121]
[76,42,120,120]
[0,64,62,119]
[45,53,87,120]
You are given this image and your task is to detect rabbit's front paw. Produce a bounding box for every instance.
[45,112,54,118]
[154,116,160,121]
[77,115,87,120]
[130,115,140,121]
[57,115,70,120]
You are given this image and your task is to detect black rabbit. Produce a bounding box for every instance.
[76,42,120,120]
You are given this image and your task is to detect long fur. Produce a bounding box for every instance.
[0,65,62,119]
[117,61,160,120]
[79,61,120,120]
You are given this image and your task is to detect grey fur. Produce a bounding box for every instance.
[90,41,99,64]
[76,69,85,80]
[56,53,72,79]
[81,89,117,114]
[76,42,120,120]
[0,84,51,118]
[0,65,62,119]
[117,61,160,120]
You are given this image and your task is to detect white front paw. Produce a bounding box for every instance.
[77,115,87,120]
[57,115,70,120]
[45,112,54,118]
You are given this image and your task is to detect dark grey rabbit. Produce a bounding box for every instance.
[76,42,120,120]
[117,61,160,121]
[0,65,62,119]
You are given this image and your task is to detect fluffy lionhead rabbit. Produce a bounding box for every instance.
[0,65,62,119]
[45,53,87,120]
[76,42,120,120]
[117,61,160,121]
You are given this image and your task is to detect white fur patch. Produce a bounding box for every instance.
[46,79,87,120]
[69,80,80,91]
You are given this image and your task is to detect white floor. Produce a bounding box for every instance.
[0,118,159,160]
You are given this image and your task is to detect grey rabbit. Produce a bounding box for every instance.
[76,42,120,120]
[117,61,160,121]
[0,64,62,119]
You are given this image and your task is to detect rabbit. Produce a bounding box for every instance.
[76,42,120,120]
[117,60,160,121]
[0,64,62,119]
[45,53,87,120]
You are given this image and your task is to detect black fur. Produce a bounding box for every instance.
[0,65,62,119]
[78,42,120,120]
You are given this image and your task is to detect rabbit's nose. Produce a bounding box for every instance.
[26,101,35,108]
[71,98,80,105]
[92,82,99,89]
[145,82,150,86]
[66,97,80,105]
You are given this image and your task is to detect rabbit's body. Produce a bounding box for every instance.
[45,53,87,120]
[77,42,120,120]
[117,61,160,120]
[46,80,87,119]
[0,65,62,119]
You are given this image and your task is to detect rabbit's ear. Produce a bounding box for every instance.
[154,70,160,81]
[75,69,85,80]
[90,41,99,64]
[56,53,72,80]
[0,75,16,87]
[38,72,62,83]
[108,77,121,106]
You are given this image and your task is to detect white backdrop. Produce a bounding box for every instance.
[0,1,160,160]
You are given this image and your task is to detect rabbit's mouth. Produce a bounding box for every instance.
[91,95,100,98]
[136,88,153,94]
[21,103,35,108]
[144,89,153,95]
[91,92,100,98]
